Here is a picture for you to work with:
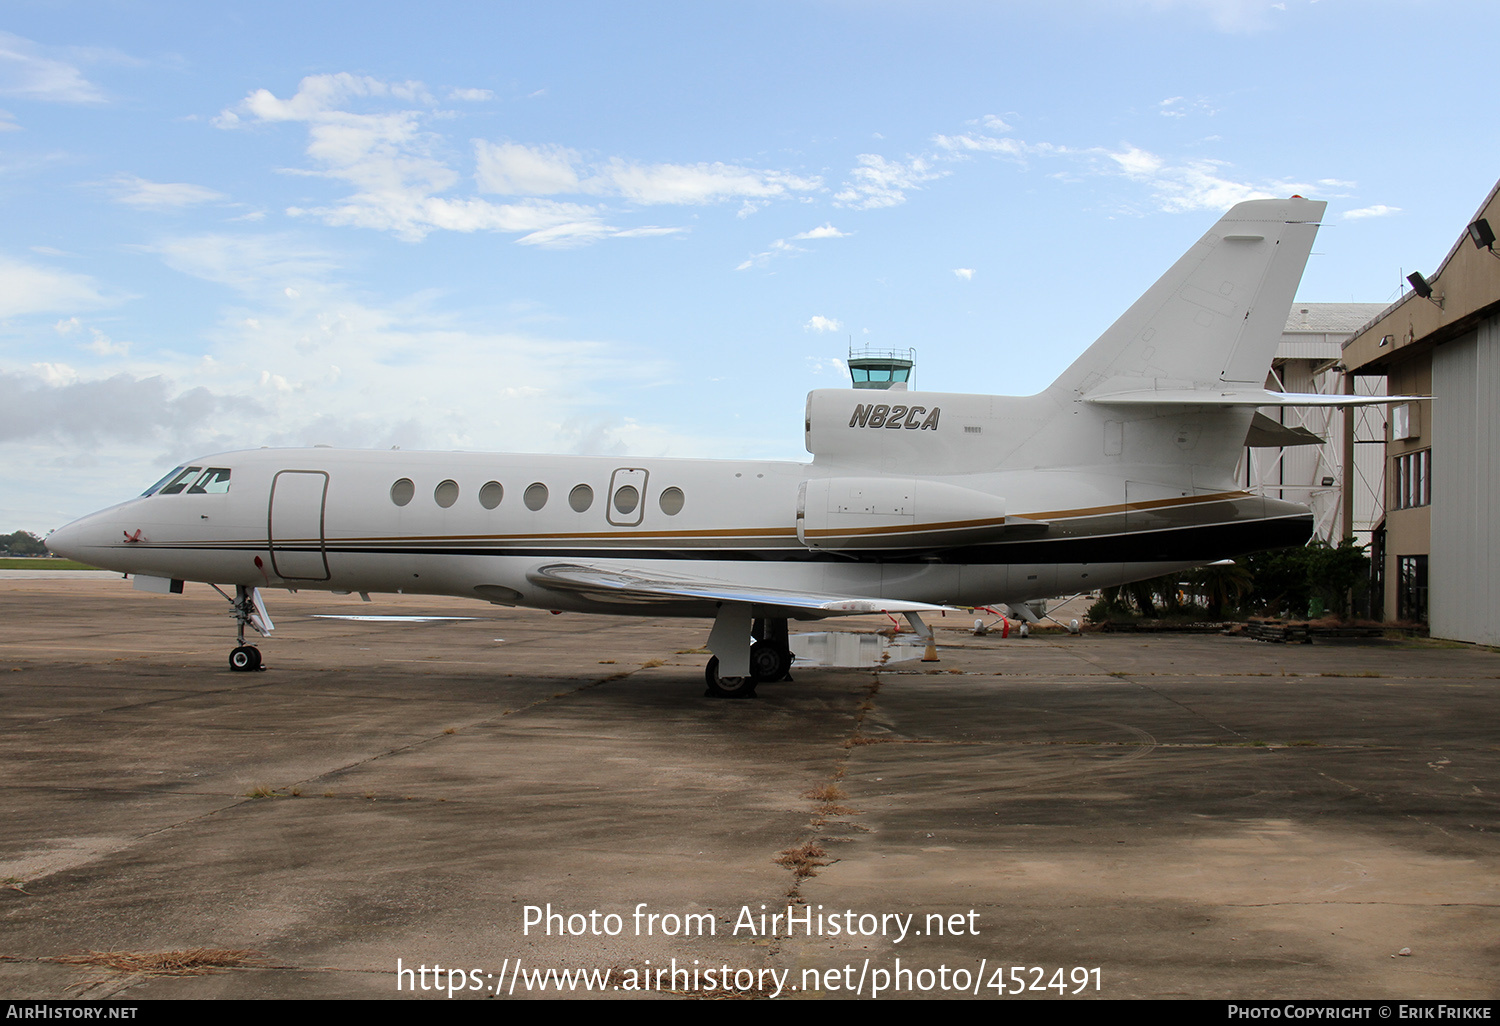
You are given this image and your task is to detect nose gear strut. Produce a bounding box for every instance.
[211,583,274,672]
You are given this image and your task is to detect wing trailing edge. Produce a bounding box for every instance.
[526,562,953,617]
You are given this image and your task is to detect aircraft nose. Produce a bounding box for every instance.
[46,522,80,560]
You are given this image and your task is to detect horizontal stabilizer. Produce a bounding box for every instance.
[528,563,952,617]
[1245,413,1323,448]
[1085,388,1428,408]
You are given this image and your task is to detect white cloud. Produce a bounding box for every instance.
[936,114,1306,214]
[109,174,225,209]
[1344,204,1401,220]
[474,140,583,195]
[834,154,947,209]
[791,223,849,240]
[221,76,817,244]
[1102,147,1301,212]
[476,140,821,206]
[805,315,842,333]
[228,73,429,124]
[0,367,255,444]
[953,268,974,281]
[84,328,129,356]
[735,238,804,271]
[604,159,819,206]
[0,257,109,318]
[143,234,340,292]
[448,88,494,102]
[0,32,108,104]
[806,356,849,381]
[1156,95,1220,119]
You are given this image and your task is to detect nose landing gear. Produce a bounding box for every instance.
[229,645,262,671]
[212,583,274,672]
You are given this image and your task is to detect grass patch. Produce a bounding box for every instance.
[641,658,665,668]
[51,948,264,975]
[774,841,829,879]
[804,783,859,817]
[1319,670,1382,678]
[0,558,101,570]
[243,785,277,799]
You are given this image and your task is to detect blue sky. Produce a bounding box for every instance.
[4,0,1497,533]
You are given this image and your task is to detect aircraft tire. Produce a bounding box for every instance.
[748,641,787,683]
[229,646,261,672]
[704,656,757,698]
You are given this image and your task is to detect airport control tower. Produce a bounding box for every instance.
[847,346,915,389]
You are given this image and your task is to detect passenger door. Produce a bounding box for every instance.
[268,470,330,581]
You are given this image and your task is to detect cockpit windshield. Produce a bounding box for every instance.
[188,468,232,494]
[143,467,185,496]
[143,466,232,496]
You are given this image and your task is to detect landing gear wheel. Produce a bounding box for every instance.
[704,656,757,698]
[748,640,792,683]
[229,645,262,672]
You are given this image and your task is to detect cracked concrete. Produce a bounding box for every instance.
[2,577,1498,999]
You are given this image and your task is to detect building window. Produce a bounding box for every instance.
[1392,449,1431,509]
[1397,554,1428,623]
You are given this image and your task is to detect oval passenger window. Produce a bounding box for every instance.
[613,485,639,515]
[524,482,549,511]
[479,481,504,509]
[391,478,415,506]
[658,486,685,516]
[569,484,594,512]
[434,480,459,508]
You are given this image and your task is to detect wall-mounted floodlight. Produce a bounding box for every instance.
[1407,271,1443,308]
[1469,218,1499,257]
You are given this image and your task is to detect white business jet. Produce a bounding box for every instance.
[47,196,1403,696]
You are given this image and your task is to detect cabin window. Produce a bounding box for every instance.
[524,482,549,510]
[434,479,460,508]
[613,485,640,516]
[479,481,504,509]
[659,486,685,516]
[188,468,232,494]
[569,484,594,512]
[158,467,202,495]
[391,478,415,506]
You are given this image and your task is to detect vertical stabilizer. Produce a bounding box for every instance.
[1054,197,1326,401]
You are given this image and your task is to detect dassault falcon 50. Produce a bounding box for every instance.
[48,196,1401,696]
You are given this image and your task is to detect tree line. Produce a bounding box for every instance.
[1088,539,1372,622]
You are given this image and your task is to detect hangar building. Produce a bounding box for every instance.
[1341,178,1500,642]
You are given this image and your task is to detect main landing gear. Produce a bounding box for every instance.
[213,583,274,672]
[703,616,793,698]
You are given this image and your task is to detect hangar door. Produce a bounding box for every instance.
[268,470,330,581]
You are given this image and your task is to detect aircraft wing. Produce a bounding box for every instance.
[526,562,953,616]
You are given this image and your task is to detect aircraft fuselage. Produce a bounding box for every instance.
[51,445,1311,618]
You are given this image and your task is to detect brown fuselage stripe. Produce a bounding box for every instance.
[138,490,1256,548]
